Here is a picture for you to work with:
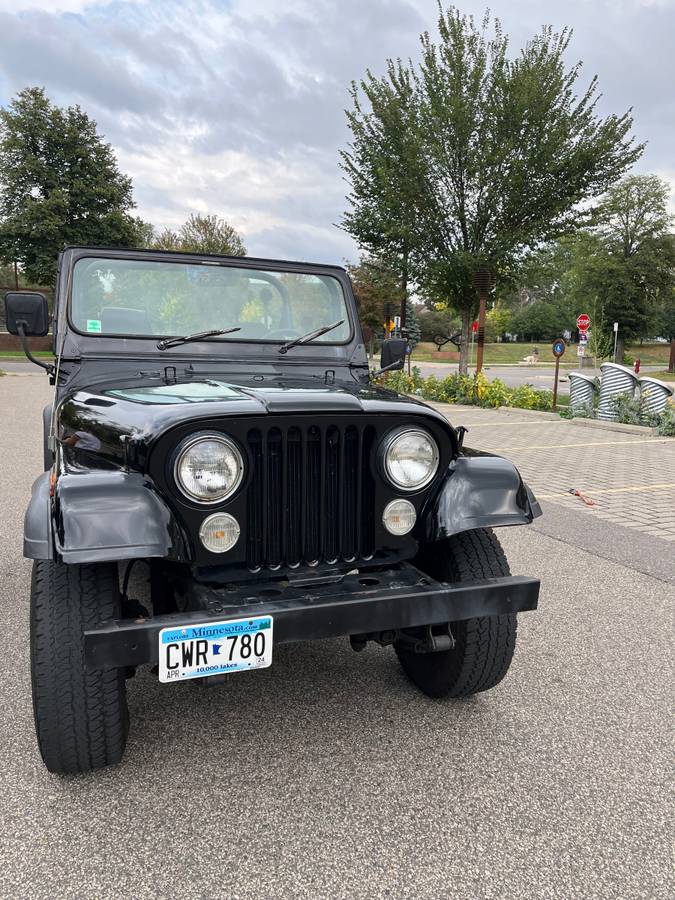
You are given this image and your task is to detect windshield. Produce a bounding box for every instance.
[70,257,352,345]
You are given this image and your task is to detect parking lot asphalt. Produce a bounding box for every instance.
[0,373,673,900]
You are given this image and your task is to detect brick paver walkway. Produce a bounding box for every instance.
[430,404,675,542]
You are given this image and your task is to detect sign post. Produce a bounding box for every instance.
[552,338,566,411]
[613,321,619,363]
[576,313,590,369]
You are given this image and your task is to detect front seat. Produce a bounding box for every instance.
[100,307,152,335]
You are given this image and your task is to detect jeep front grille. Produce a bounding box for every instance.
[245,422,376,570]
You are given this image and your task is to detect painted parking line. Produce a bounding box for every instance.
[535,483,675,499]
[490,438,671,451]
[460,420,567,427]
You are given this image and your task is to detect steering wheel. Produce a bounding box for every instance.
[266,329,302,340]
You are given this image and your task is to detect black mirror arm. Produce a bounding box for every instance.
[370,359,405,379]
[16,322,55,376]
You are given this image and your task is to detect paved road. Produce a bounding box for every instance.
[0,374,673,899]
[429,403,675,545]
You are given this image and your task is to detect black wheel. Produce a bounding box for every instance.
[395,529,517,698]
[30,559,129,774]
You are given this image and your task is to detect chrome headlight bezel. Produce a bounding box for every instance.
[381,428,440,492]
[174,433,245,504]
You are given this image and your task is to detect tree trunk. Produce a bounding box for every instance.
[668,338,674,373]
[615,334,626,365]
[458,306,471,375]
[399,250,408,328]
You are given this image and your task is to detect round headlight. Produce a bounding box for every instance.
[175,435,244,503]
[383,429,439,491]
[199,513,240,553]
[382,499,417,535]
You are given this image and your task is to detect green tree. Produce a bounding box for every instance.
[341,7,643,372]
[512,300,567,342]
[404,299,422,347]
[347,255,402,333]
[0,87,146,284]
[573,176,674,360]
[342,71,420,325]
[417,305,461,342]
[153,213,246,256]
[485,301,513,342]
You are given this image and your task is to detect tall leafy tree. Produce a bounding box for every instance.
[153,214,246,256]
[341,6,643,372]
[573,176,674,361]
[347,255,402,333]
[0,87,146,284]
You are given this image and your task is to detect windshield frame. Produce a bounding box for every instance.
[64,249,356,350]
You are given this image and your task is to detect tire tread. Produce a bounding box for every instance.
[395,528,517,698]
[30,560,128,774]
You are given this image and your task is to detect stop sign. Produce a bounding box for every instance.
[577,313,590,332]
[472,320,478,333]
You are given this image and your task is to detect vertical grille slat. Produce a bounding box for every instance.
[246,420,375,571]
[246,430,264,570]
[266,428,283,568]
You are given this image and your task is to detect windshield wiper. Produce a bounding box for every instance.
[278,320,345,354]
[157,327,241,351]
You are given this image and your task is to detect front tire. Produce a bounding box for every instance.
[395,529,517,698]
[30,560,128,774]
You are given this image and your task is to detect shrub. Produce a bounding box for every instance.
[656,405,675,436]
[381,368,555,411]
[609,392,658,427]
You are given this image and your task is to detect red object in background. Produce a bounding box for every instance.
[472,320,478,333]
[634,358,640,374]
[577,313,590,332]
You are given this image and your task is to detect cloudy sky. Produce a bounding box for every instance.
[0,0,672,264]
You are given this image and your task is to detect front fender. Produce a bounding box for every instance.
[423,454,541,541]
[24,472,53,559]
[50,471,189,565]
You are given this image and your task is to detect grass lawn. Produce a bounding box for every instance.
[0,351,54,358]
[411,341,672,366]
[649,370,675,382]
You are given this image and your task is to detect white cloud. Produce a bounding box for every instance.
[0,0,138,11]
[0,0,673,263]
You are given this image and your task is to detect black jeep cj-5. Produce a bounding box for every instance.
[5,247,541,774]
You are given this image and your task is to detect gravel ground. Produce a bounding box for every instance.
[0,374,673,899]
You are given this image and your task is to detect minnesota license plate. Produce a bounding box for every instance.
[158,616,273,683]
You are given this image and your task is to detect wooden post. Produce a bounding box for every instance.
[472,268,495,376]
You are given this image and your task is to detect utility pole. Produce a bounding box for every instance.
[472,267,495,375]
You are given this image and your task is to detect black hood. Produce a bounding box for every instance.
[55,373,458,470]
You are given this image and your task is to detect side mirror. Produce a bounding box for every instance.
[4,291,50,336]
[380,337,406,372]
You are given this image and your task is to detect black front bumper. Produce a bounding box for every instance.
[84,564,540,670]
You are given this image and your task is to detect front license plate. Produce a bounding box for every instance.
[158,616,273,683]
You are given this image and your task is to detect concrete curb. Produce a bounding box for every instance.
[566,417,661,437]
